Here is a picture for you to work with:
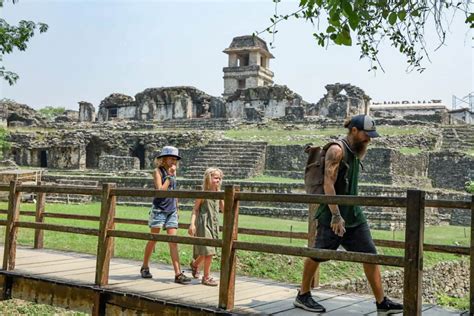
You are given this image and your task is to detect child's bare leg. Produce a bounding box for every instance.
[203,255,213,278]
[193,255,204,268]
[142,227,161,268]
[166,228,181,275]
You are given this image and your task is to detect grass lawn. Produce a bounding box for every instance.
[223,126,426,145]
[0,299,86,315]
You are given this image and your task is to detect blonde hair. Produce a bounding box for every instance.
[154,157,179,169]
[202,167,223,191]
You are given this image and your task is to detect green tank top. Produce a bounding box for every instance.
[315,142,366,228]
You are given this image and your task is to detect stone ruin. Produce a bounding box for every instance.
[307,83,370,119]
[0,100,47,127]
[0,34,472,231]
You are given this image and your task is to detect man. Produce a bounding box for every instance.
[294,114,403,314]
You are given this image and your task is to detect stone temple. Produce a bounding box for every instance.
[0,34,472,231]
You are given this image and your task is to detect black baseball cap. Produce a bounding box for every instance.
[347,114,380,138]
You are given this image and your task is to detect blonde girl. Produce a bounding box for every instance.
[141,146,191,284]
[188,167,224,286]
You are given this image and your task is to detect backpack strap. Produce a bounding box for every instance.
[340,138,364,171]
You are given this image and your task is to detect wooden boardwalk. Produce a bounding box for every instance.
[2,246,461,315]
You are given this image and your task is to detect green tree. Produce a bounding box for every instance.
[466,181,474,194]
[38,106,65,119]
[0,128,11,158]
[0,0,48,85]
[259,0,473,72]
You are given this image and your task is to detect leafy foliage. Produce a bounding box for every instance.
[38,106,65,119]
[465,181,474,193]
[259,0,473,72]
[0,0,48,85]
[0,128,11,157]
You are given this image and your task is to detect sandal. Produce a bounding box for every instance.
[174,272,192,284]
[140,266,152,279]
[190,260,200,279]
[201,276,218,287]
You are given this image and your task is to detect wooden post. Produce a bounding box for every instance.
[34,181,46,249]
[403,190,425,316]
[470,195,474,315]
[95,183,116,286]
[3,180,21,270]
[218,185,239,310]
[308,203,320,288]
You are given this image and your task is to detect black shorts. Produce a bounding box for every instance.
[311,221,377,262]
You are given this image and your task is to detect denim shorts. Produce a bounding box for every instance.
[311,221,377,262]
[148,207,178,230]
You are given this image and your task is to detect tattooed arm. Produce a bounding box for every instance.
[323,144,346,237]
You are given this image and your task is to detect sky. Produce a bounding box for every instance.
[1,0,472,111]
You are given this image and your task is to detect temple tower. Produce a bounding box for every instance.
[222,35,274,97]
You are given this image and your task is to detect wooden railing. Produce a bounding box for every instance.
[0,181,472,315]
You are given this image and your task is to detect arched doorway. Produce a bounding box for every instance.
[39,150,48,168]
[86,137,103,169]
[130,143,145,169]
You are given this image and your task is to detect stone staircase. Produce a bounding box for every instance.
[182,140,268,179]
[441,125,474,152]
[46,179,99,204]
[156,118,240,130]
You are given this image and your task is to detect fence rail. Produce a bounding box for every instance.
[0,181,472,315]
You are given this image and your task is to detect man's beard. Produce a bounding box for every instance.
[352,140,369,159]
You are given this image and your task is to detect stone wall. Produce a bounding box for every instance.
[225,85,306,121]
[47,146,86,169]
[371,105,450,124]
[329,259,469,305]
[307,83,370,119]
[79,101,96,122]
[0,100,47,127]
[264,145,432,188]
[134,87,225,121]
[97,93,136,121]
[6,130,214,170]
[428,152,474,191]
[98,155,140,172]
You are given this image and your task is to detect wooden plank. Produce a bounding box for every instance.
[44,213,100,221]
[374,239,469,256]
[109,230,222,247]
[234,241,405,267]
[235,192,407,207]
[17,185,102,196]
[260,291,352,315]
[3,181,21,271]
[218,185,239,310]
[237,227,307,239]
[274,293,372,315]
[425,199,471,209]
[16,222,99,236]
[17,257,91,269]
[111,188,225,200]
[325,297,375,314]
[34,181,45,249]
[403,190,425,316]
[234,288,295,314]
[95,183,116,286]
[16,258,97,276]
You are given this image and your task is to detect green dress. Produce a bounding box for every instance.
[194,199,220,256]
